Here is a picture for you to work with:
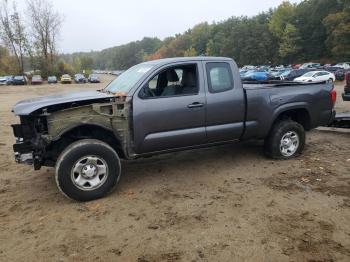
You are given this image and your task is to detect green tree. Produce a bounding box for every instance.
[279,23,302,63]
[294,0,343,61]
[184,47,197,57]
[323,6,350,60]
[0,45,12,74]
[0,0,28,74]
[190,22,212,55]
[80,56,94,70]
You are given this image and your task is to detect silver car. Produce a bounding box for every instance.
[0,76,7,85]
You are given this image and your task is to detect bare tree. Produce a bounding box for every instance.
[26,0,62,75]
[0,0,28,74]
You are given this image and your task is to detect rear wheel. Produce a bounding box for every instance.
[264,120,305,159]
[55,139,121,201]
[327,78,333,83]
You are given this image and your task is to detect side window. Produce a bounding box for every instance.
[139,64,198,99]
[206,62,234,93]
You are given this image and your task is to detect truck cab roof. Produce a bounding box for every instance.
[143,56,233,66]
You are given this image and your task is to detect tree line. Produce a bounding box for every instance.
[1,0,349,75]
[75,0,349,70]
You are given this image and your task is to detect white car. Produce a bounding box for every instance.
[294,71,335,83]
[299,62,321,69]
[334,62,350,70]
[0,76,8,85]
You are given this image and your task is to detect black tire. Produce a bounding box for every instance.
[55,139,121,201]
[264,120,305,159]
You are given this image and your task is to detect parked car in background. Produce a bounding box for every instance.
[269,69,291,80]
[325,66,343,75]
[5,76,14,85]
[335,62,350,70]
[294,71,335,83]
[0,76,7,85]
[241,65,256,71]
[299,62,321,69]
[12,75,28,85]
[334,68,350,81]
[31,75,43,85]
[61,74,72,84]
[88,74,100,83]
[241,71,272,81]
[343,72,350,101]
[280,69,312,81]
[48,76,58,84]
[1,75,14,85]
[292,64,302,69]
[74,74,87,83]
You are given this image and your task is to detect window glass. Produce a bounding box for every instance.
[302,72,315,77]
[139,64,198,99]
[206,63,233,93]
[105,63,154,94]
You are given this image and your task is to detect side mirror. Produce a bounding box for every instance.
[139,84,150,98]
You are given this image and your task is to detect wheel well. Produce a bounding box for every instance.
[46,125,125,163]
[274,109,311,131]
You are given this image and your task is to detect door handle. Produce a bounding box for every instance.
[187,102,204,108]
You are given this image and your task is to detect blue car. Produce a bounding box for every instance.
[242,71,271,81]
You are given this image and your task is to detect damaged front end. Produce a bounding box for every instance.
[11,90,132,170]
[12,115,49,170]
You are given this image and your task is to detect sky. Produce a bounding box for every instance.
[20,0,301,53]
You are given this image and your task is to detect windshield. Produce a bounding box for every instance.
[302,72,315,77]
[104,63,154,94]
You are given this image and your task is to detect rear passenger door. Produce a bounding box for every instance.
[204,61,245,143]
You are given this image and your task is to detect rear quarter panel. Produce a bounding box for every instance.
[243,82,334,139]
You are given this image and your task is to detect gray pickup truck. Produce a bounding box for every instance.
[12,57,336,201]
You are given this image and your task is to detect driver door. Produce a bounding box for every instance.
[132,62,206,154]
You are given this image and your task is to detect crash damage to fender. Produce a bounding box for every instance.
[11,91,132,170]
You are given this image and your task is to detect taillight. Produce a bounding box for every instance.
[345,73,349,82]
[330,88,337,105]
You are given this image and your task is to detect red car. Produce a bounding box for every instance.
[31,75,43,85]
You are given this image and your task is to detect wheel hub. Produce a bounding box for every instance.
[280,131,300,157]
[81,164,97,178]
[70,155,108,191]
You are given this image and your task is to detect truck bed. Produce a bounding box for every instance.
[243,80,329,90]
[242,80,335,139]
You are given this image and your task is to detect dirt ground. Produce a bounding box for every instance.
[0,77,349,262]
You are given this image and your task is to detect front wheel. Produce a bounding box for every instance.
[264,120,305,159]
[55,139,121,201]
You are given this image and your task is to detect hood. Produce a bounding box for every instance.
[12,90,114,115]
